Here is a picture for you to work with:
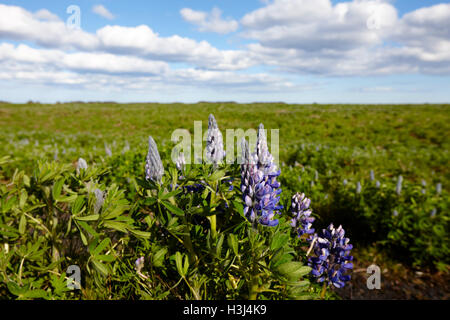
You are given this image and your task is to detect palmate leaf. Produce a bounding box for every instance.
[275,261,311,282]
[7,281,49,300]
[0,223,20,238]
[270,233,289,251]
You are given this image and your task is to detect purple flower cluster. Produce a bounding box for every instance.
[308,223,353,288]
[241,124,282,227]
[184,183,206,193]
[290,192,315,236]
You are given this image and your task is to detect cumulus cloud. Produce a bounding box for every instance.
[92,5,115,20]
[180,7,238,34]
[0,1,449,100]
[0,43,291,92]
[0,4,99,50]
[241,0,450,75]
[95,25,254,70]
[0,5,250,70]
[241,0,397,51]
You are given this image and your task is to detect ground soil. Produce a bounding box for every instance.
[332,251,450,300]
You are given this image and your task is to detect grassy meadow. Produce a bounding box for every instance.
[0,102,448,299]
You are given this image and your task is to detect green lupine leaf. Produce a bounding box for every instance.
[161,200,184,216]
[276,262,311,281]
[74,214,99,221]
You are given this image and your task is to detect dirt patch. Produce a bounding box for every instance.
[333,253,450,300]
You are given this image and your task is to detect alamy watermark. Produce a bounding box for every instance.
[66,5,81,30]
[66,264,81,290]
[366,264,381,290]
[170,121,279,166]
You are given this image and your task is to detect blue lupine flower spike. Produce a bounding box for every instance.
[308,223,353,288]
[240,124,283,227]
[290,192,315,236]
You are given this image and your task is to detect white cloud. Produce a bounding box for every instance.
[0,43,168,75]
[0,5,250,70]
[0,4,99,50]
[0,1,449,101]
[242,0,450,76]
[92,5,115,20]
[180,7,238,34]
[241,0,397,51]
[0,43,291,92]
[95,24,253,70]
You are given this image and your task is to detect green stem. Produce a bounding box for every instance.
[208,214,217,241]
[248,277,259,300]
[208,181,218,241]
[182,218,198,264]
[320,282,327,299]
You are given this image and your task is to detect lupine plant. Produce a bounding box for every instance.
[0,114,356,300]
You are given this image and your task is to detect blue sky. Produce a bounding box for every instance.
[0,0,449,103]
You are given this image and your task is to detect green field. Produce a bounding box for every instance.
[0,102,449,299]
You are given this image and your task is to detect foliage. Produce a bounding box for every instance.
[0,102,448,299]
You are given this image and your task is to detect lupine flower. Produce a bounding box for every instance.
[76,158,88,172]
[421,188,426,195]
[308,224,353,288]
[343,179,348,186]
[145,136,164,183]
[226,178,234,191]
[135,256,145,273]
[184,183,206,193]
[430,208,436,218]
[421,179,427,187]
[436,183,442,195]
[256,123,271,166]
[122,141,130,154]
[176,151,186,172]
[370,170,375,181]
[290,193,315,236]
[393,210,399,217]
[396,175,403,195]
[205,114,225,166]
[54,149,59,161]
[375,180,381,188]
[105,143,112,157]
[356,181,362,194]
[314,170,319,181]
[240,124,283,227]
[310,180,315,188]
[93,188,104,214]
